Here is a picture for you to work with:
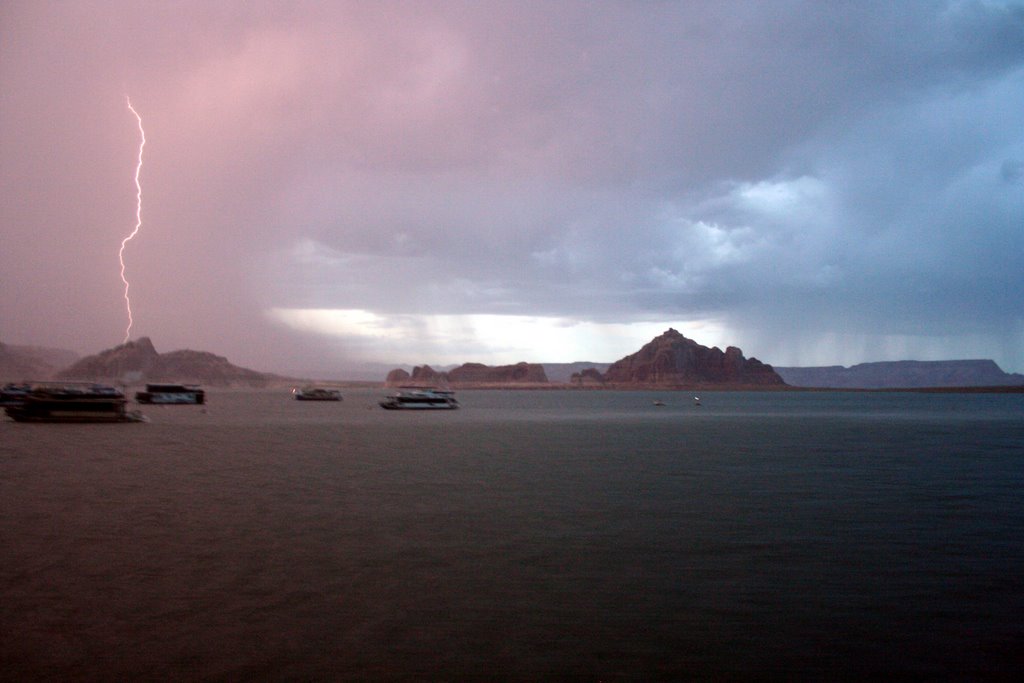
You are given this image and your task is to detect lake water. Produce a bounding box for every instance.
[2,389,1023,680]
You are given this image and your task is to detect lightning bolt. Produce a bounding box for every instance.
[120,96,145,343]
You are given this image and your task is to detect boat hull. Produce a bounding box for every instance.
[379,400,458,410]
[292,386,343,401]
[5,407,148,423]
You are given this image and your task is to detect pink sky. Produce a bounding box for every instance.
[2,2,1022,376]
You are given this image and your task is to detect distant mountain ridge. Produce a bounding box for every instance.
[385,327,782,387]
[386,362,548,386]
[775,360,1024,389]
[0,342,79,380]
[6,336,1021,389]
[55,337,283,386]
[386,330,786,388]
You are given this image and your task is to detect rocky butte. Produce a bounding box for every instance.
[597,328,786,388]
[55,337,281,386]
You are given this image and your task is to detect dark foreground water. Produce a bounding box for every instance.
[2,389,1023,680]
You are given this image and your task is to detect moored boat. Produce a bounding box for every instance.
[379,387,459,410]
[4,382,148,423]
[1,382,32,407]
[293,386,343,401]
[135,383,205,405]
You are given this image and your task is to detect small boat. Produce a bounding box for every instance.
[379,387,459,410]
[293,386,343,401]
[5,382,148,423]
[135,383,205,405]
[653,399,666,407]
[693,396,702,406]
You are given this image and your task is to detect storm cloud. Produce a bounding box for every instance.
[2,1,1022,376]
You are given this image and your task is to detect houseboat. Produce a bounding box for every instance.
[4,382,147,423]
[293,386,343,401]
[379,387,459,410]
[1,382,32,407]
[135,383,205,405]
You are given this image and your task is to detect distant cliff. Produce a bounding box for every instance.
[775,360,1024,389]
[385,365,447,386]
[543,362,611,383]
[602,328,785,387]
[0,342,79,381]
[385,362,548,387]
[55,337,281,386]
[449,362,547,384]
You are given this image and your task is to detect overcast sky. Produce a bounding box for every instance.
[2,1,1022,377]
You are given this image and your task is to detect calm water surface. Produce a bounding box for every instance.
[2,389,1023,680]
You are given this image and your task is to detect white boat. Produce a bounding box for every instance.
[293,386,343,401]
[379,387,459,410]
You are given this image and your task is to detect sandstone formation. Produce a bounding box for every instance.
[775,360,1024,389]
[542,362,611,383]
[385,368,411,385]
[384,365,451,387]
[602,328,785,387]
[570,368,606,386]
[409,365,447,384]
[385,362,548,386]
[448,362,547,384]
[56,337,279,386]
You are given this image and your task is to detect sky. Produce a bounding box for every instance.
[2,1,1023,378]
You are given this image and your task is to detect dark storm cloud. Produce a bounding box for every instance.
[2,1,1022,374]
